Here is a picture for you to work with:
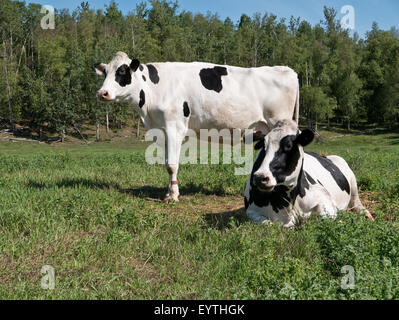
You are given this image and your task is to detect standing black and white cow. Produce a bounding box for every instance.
[93,51,300,202]
[244,120,373,227]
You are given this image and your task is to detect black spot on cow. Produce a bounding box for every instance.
[130,59,141,72]
[249,184,292,213]
[199,66,228,93]
[142,75,147,82]
[291,166,313,199]
[307,152,351,194]
[139,65,144,72]
[147,64,160,84]
[269,135,301,183]
[252,133,267,150]
[244,197,249,210]
[305,171,317,185]
[251,148,266,183]
[115,64,132,87]
[139,90,145,108]
[183,102,190,118]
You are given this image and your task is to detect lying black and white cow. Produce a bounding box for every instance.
[244,120,373,227]
[93,52,300,202]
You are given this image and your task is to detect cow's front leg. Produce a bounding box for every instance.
[165,163,179,202]
[163,125,185,202]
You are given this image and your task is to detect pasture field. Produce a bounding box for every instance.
[0,130,399,300]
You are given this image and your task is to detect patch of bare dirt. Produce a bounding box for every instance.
[359,190,381,218]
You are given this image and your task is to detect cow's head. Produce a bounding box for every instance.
[93,51,142,102]
[251,120,314,192]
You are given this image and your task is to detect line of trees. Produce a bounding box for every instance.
[1,0,399,140]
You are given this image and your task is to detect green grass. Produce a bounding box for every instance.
[0,131,399,300]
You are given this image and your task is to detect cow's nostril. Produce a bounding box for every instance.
[255,175,270,185]
[103,91,108,96]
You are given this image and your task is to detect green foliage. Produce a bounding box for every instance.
[301,85,335,126]
[1,0,399,135]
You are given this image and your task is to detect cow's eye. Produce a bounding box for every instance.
[283,140,293,152]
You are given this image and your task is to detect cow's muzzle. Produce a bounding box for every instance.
[254,174,275,192]
[97,90,111,101]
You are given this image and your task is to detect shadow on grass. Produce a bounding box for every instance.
[122,182,229,200]
[27,178,120,191]
[27,179,230,201]
[204,207,248,230]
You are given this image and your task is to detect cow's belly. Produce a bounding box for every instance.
[188,99,292,133]
[189,100,264,131]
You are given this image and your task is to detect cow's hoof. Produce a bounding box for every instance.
[162,194,179,203]
[162,198,180,203]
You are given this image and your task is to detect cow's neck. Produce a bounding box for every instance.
[289,160,309,202]
[249,183,295,214]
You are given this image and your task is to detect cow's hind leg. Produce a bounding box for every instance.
[349,177,374,221]
[305,187,338,220]
[163,124,186,202]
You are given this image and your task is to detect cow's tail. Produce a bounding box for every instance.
[295,81,300,124]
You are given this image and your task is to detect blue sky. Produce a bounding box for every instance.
[26,0,399,38]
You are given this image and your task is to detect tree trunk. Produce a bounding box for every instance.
[131,23,135,50]
[3,41,14,131]
[60,129,65,143]
[106,110,109,133]
[223,43,227,65]
[307,113,312,129]
[254,33,258,67]
[96,123,100,141]
[347,118,351,131]
[73,125,89,144]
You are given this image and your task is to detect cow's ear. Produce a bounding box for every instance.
[93,62,106,76]
[130,59,140,72]
[296,129,314,147]
[254,140,265,150]
[244,132,266,150]
[253,132,266,150]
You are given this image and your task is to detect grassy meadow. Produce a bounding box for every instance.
[0,129,399,299]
